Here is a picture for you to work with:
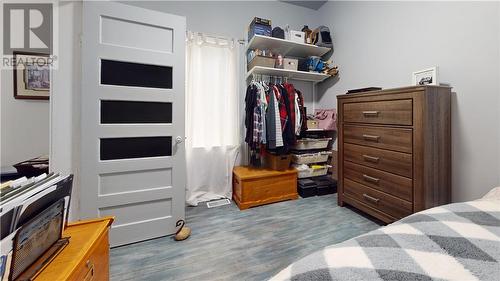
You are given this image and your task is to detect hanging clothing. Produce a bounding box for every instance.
[280,84,295,148]
[255,82,268,144]
[245,84,258,148]
[284,83,297,140]
[296,89,308,132]
[245,81,304,162]
[294,92,301,136]
[274,85,287,134]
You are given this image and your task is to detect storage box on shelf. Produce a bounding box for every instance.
[298,176,337,198]
[316,176,337,195]
[289,30,305,43]
[248,17,272,40]
[263,153,292,171]
[292,151,331,165]
[283,58,298,71]
[295,164,330,178]
[248,55,275,70]
[293,138,331,150]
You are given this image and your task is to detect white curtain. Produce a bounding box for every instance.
[185,32,240,206]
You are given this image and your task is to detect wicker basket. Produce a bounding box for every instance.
[293,138,331,150]
[293,164,331,178]
[292,151,331,164]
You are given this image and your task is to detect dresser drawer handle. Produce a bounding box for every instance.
[362,155,380,163]
[363,193,380,203]
[363,174,380,184]
[362,111,379,117]
[84,260,95,281]
[362,134,380,142]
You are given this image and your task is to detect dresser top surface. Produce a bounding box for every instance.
[34,217,114,280]
[337,85,452,100]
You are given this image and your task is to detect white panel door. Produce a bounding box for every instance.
[81,1,186,247]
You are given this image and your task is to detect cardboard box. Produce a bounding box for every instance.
[290,30,305,43]
[284,58,298,70]
[263,153,292,171]
[248,17,272,40]
[248,55,275,71]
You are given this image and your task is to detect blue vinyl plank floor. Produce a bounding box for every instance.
[110,194,382,281]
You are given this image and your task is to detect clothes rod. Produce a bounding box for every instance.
[187,31,245,45]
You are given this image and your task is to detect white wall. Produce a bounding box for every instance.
[0,70,50,167]
[125,1,320,43]
[50,0,82,219]
[316,1,500,202]
[498,11,500,185]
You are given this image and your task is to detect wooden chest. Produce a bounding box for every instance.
[337,86,451,223]
[233,166,298,210]
[33,217,114,281]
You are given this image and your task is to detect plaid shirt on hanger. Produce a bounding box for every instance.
[273,85,287,133]
[252,95,263,145]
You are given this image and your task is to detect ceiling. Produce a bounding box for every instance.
[281,1,328,10]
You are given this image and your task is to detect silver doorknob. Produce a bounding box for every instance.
[175,136,185,144]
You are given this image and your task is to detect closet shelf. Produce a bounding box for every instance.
[246,35,331,58]
[246,66,330,83]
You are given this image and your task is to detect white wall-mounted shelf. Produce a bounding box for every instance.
[246,66,330,83]
[246,35,331,58]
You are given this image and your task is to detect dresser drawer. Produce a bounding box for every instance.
[343,125,412,153]
[344,143,412,178]
[343,178,413,219]
[70,231,109,281]
[344,161,412,201]
[343,99,412,125]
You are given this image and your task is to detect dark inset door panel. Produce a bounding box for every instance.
[100,137,172,160]
[101,100,172,124]
[101,59,172,89]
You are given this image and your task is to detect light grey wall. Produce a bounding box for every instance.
[316,1,500,202]
[50,0,82,220]
[498,10,500,185]
[125,1,319,41]
[0,70,50,167]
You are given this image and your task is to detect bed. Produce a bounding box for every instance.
[271,188,500,281]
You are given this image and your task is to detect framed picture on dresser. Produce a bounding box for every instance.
[412,67,438,86]
[13,51,50,100]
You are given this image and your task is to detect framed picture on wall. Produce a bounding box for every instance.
[412,67,438,86]
[13,52,50,100]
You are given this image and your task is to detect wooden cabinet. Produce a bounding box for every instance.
[233,166,298,210]
[338,86,451,223]
[33,217,114,281]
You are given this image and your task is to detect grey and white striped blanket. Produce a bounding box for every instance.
[271,196,500,281]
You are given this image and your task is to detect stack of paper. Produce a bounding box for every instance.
[0,173,73,279]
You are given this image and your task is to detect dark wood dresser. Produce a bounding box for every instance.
[337,86,451,223]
